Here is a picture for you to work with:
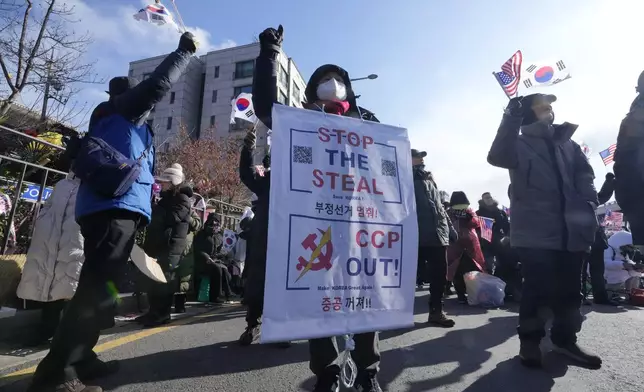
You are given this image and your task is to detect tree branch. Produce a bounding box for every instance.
[15,0,32,84]
[18,0,55,90]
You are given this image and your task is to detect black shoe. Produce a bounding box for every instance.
[225,294,242,303]
[238,325,260,346]
[76,359,120,382]
[134,313,153,324]
[519,340,542,368]
[142,314,171,328]
[427,311,455,328]
[554,343,602,369]
[355,372,382,392]
[313,372,340,392]
[457,295,468,305]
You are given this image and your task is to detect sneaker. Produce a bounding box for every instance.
[313,372,340,392]
[76,359,120,381]
[238,325,260,346]
[355,372,382,392]
[554,343,602,369]
[427,312,455,328]
[519,340,542,368]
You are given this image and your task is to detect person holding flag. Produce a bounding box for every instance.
[487,93,602,369]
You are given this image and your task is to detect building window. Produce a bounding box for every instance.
[293,83,301,103]
[210,115,216,127]
[166,117,173,130]
[146,119,154,128]
[214,66,220,78]
[233,85,252,97]
[279,65,289,86]
[169,92,175,104]
[211,90,218,103]
[234,60,254,79]
[143,73,151,79]
[277,89,288,105]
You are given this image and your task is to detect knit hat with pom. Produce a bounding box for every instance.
[156,163,184,186]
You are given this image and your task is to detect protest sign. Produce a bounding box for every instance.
[261,105,418,343]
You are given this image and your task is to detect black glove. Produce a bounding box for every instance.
[606,172,615,181]
[244,130,256,149]
[178,32,198,54]
[505,96,525,117]
[259,25,284,54]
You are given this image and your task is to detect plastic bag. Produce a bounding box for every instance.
[464,271,506,307]
[197,276,210,302]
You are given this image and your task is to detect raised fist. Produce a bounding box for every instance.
[178,32,198,54]
[259,25,284,53]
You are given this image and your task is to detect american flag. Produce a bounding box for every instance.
[502,205,510,216]
[478,216,495,242]
[599,144,616,165]
[494,50,523,98]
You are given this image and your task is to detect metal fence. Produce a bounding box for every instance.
[0,125,246,255]
[0,125,67,254]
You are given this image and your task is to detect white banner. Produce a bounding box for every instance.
[261,105,418,343]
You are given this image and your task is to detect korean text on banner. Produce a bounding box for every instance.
[261,105,418,343]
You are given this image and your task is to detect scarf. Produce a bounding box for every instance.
[305,100,351,116]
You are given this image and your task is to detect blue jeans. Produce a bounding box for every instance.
[515,248,584,346]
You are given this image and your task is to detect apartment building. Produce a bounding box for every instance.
[128,42,307,152]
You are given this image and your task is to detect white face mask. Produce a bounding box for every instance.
[316,79,347,101]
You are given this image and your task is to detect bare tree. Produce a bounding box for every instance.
[0,0,102,128]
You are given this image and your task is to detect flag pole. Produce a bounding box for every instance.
[492,72,512,100]
[169,0,188,33]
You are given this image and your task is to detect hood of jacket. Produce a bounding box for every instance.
[607,230,632,261]
[304,64,358,112]
[521,121,579,145]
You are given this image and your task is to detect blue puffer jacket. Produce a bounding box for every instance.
[75,48,192,224]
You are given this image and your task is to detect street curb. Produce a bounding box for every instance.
[0,293,147,342]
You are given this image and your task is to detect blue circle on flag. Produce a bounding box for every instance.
[534,66,554,83]
[236,98,250,111]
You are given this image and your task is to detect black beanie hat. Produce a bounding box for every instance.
[450,191,470,206]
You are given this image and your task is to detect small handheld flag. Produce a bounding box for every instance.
[133,2,181,33]
[599,144,616,166]
[231,93,258,124]
[493,50,523,98]
[478,216,495,242]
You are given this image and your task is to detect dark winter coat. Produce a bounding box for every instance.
[614,95,644,215]
[487,115,599,252]
[143,186,193,270]
[593,175,616,251]
[476,201,510,253]
[75,49,191,223]
[413,167,451,247]
[193,218,224,271]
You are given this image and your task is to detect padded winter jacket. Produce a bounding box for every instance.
[17,175,84,302]
[75,48,192,223]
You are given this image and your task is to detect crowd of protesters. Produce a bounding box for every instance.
[8,26,644,392]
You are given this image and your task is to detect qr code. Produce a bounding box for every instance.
[381,159,397,177]
[293,146,313,164]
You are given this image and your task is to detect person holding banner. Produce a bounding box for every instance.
[246,24,383,392]
[411,149,457,327]
[28,32,199,392]
[487,93,602,369]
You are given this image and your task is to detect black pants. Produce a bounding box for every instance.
[36,300,67,342]
[453,255,480,299]
[309,332,380,376]
[31,210,140,386]
[582,242,608,301]
[516,248,584,346]
[244,259,266,327]
[494,248,521,297]
[418,246,447,313]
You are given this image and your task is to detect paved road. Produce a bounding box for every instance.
[1,292,643,392]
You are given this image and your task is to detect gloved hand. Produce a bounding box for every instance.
[259,25,284,54]
[606,172,615,181]
[178,32,198,54]
[244,130,256,149]
[504,96,525,117]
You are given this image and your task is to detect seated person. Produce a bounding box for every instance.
[603,230,644,294]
